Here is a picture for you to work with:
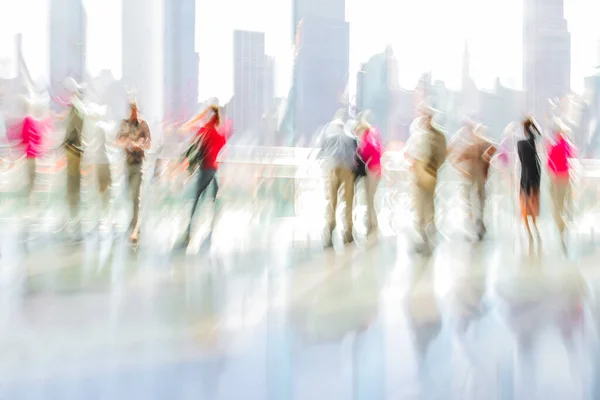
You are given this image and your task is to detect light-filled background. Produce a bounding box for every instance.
[1,0,599,103]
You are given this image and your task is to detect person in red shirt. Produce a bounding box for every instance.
[546,121,576,250]
[356,120,383,236]
[180,105,228,246]
[7,96,52,207]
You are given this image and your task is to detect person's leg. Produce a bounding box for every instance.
[365,170,379,234]
[66,152,82,224]
[187,168,217,236]
[530,191,541,240]
[26,158,36,199]
[412,184,427,246]
[521,194,533,244]
[341,167,355,243]
[475,178,487,239]
[424,186,436,246]
[550,177,568,235]
[127,162,143,241]
[325,167,340,244]
[563,180,572,232]
[208,174,220,232]
[462,180,474,235]
[97,163,112,227]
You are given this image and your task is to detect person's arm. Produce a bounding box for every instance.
[180,107,211,132]
[482,142,497,163]
[140,121,151,150]
[116,120,129,148]
[62,109,80,146]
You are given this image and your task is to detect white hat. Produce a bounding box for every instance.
[63,77,86,95]
[418,101,437,117]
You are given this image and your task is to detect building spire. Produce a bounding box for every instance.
[462,39,471,90]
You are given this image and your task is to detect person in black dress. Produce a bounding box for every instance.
[517,117,541,243]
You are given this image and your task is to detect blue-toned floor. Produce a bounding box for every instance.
[0,206,599,400]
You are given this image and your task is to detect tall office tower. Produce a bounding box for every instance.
[50,0,86,89]
[164,0,199,122]
[284,0,349,144]
[122,0,164,125]
[523,0,571,118]
[232,30,268,137]
[356,46,399,139]
[292,0,344,44]
[265,56,275,112]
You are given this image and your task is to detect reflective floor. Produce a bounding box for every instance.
[1,202,600,400]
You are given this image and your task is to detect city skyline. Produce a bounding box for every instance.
[1,0,600,103]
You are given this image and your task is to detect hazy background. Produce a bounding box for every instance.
[1,0,599,104]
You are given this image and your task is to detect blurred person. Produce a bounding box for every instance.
[0,107,5,142]
[517,117,542,245]
[449,121,496,240]
[7,95,52,217]
[117,101,151,243]
[318,109,356,247]
[405,105,447,254]
[355,118,383,236]
[85,102,115,231]
[494,122,520,186]
[61,79,87,236]
[179,105,228,247]
[13,96,48,196]
[546,118,576,251]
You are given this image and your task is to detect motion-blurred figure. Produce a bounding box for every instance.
[355,117,383,236]
[546,117,576,251]
[10,96,51,204]
[318,109,356,247]
[179,105,227,247]
[517,117,542,246]
[405,105,447,254]
[449,121,496,240]
[117,101,151,243]
[85,101,114,231]
[61,79,87,236]
[495,122,519,186]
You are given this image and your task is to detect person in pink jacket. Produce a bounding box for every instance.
[546,121,576,250]
[356,120,383,236]
[7,96,52,201]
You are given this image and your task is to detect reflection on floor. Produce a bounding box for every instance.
[0,210,599,400]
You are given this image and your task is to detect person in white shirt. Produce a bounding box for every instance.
[448,121,496,240]
[84,101,116,230]
[317,109,358,246]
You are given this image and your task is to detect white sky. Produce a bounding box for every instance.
[1,0,599,102]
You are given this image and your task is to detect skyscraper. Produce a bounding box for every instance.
[292,0,345,43]
[523,0,571,118]
[50,0,86,89]
[164,0,199,122]
[122,0,164,124]
[283,0,349,144]
[231,30,268,138]
[356,46,399,139]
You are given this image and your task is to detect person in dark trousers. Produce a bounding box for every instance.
[179,105,227,247]
[517,117,542,246]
